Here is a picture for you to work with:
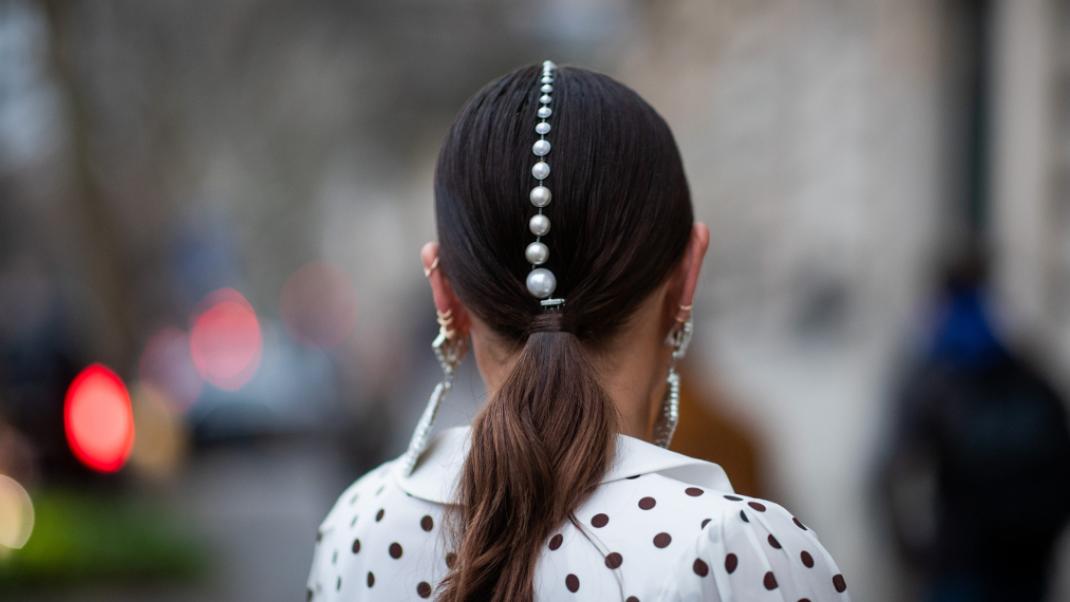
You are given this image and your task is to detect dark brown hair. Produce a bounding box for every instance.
[435,64,693,601]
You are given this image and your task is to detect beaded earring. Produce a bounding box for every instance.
[400,306,467,476]
[652,305,693,448]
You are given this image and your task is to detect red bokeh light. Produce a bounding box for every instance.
[64,364,136,473]
[189,288,262,390]
[280,261,358,349]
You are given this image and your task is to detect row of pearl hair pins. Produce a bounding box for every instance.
[525,60,565,308]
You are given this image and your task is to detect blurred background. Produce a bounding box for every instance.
[1,0,1069,600]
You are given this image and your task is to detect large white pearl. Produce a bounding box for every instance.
[525,242,549,265]
[526,268,557,298]
[537,106,552,119]
[532,139,551,156]
[535,122,551,135]
[529,214,551,236]
[539,94,552,104]
[529,185,551,207]
[541,84,553,93]
[531,161,550,180]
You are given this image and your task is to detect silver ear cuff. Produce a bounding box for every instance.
[652,308,693,448]
[526,60,565,308]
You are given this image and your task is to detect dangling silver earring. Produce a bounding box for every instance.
[400,307,467,476]
[652,305,693,448]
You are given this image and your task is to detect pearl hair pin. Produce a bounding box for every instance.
[526,60,565,308]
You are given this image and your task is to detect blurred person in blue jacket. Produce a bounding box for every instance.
[879,250,1070,602]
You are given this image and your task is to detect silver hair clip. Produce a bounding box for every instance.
[525,60,563,307]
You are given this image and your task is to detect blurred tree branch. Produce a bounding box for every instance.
[38,0,135,368]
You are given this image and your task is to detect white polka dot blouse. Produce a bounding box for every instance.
[306,427,851,601]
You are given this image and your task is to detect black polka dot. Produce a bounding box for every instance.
[701,518,711,528]
[833,574,847,593]
[315,530,323,542]
[335,576,342,591]
[763,571,778,590]
[375,508,385,522]
[565,573,580,592]
[767,534,781,549]
[626,474,641,480]
[366,572,375,588]
[605,552,623,569]
[800,550,814,568]
[685,487,704,497]
[349,493,359,505]
[793,517,808,530]
[351,538,361,554]
[548,533,563,550]
[331,549,338,564]
[421,515,434,532]
[653,532,672,548]
[445,552,457,568]
[638,497,657,510]
[748,501,767,512]
[723,494,743,501]
[417,582,432,598]
[625,597,639,602]
[591,513,609,528]
[306,588,313,601]
[740,510,750,522]
[350,515,358,527]
[375,484,385,496]
[389,542,403,559]
[693,558,710,577]
[725,553,738,574]
[799,599,812,602]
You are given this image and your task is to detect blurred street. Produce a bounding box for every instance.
[21,440,349,602]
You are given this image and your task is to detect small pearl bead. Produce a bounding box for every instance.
[531,161,550,180]
[541,84,553,93]
[535,122,551,135]
[540,94,552,104]
[541,76,553,84]
[525,242,549,265]
[526,268,557,299]
[529,214,551,236]
[529,186,552,207]
[532,139,551,156]
[537,106,552,119]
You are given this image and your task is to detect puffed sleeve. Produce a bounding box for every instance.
[658,497,851,601]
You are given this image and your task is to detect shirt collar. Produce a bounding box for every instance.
[393,426,734,504]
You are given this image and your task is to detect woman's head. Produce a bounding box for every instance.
[424,63,707,601]
[433,64,695,344]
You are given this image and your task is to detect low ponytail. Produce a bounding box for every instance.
[440,329,616,601]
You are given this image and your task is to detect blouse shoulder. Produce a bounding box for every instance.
[305,460,397,601]
[657,494,850,601]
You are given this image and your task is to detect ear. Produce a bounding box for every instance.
[421,241,471,337]
[666,223,710,322]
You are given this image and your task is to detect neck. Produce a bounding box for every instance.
[590,332,670,441]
